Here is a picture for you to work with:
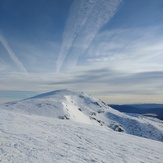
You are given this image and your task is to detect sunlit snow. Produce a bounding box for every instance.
[0,89,163,162]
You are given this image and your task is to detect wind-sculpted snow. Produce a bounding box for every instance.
[0,109,163,163]
[0,89,163,142]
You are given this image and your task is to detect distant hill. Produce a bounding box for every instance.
[109,104,163,120]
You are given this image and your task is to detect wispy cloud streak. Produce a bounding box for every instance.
[84,27,163,73]
[0,34,27,73]
[56,0,122,72]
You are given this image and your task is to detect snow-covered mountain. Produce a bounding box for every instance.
[1,89,163,162]
[1,89,163,142]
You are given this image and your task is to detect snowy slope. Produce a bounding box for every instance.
[0,109,163,163]
[0,89,163,142]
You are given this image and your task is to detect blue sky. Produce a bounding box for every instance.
[0,0,163,104]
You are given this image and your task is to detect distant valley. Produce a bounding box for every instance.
[109,104,163,120]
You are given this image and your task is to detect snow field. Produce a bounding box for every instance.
[0,109,163,163]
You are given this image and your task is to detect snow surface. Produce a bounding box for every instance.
[62,95,93,124]
[0,89,163,162]
[1,109,163,163]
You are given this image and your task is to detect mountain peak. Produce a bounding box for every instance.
[28,89,75,99]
